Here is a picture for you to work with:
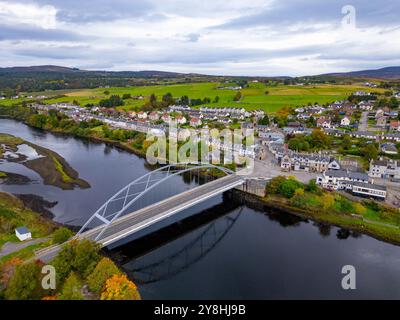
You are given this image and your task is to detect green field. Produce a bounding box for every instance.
[2,82,386,113]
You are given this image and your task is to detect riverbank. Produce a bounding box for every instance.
[234,183,400,246]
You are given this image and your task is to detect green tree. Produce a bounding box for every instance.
[52,227,74,244]
[278,178,304,198]
[59,272,83,300]
[258,115,270,126]
[87,258,121,294]
[265,176,287,195]
[233,91,242,102]
[362,144,378,161]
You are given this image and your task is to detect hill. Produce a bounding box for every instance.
[321,66,400,79]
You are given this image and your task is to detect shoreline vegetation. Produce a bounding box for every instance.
[248,176,400,245]
[0,105,399,246]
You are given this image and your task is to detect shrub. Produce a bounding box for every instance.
[265,176,286,195]
[52,227,74,244]
[87,258,121,295]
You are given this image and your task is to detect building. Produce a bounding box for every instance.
[149,112,159,121]
[350,182,387,200]
[316,169,370,190]
[176,115,187,125]
[279,153,340,173]
[341,116,351,126]
[390,120,400,131]
[376,116,388,127]
[381,143,398,155]
[369,159,400,179]
[190,117,202,127]
[15,227,32,241]
[316,117,331,128]
[137,111,148,119]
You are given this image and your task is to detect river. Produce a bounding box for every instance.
[1,118,400,299]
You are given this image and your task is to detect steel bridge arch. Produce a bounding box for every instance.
[77,163,236,241]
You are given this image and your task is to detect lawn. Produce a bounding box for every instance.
[2,82,386,114]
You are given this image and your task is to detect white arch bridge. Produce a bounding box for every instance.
[36,163,246,262]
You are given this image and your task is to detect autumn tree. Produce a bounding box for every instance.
[101,275,141,300]
[5,261,43,300]
[0,257,22,290]
[87,257,121,295]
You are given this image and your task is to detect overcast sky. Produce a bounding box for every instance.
[0,0,399,76]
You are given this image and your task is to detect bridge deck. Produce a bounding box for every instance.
[35,174,244,262]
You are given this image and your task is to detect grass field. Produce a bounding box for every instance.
[2,82,386,113]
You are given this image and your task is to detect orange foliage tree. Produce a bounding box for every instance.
[0,257,23,289]
[100,274,141,300]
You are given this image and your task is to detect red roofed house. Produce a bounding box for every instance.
[190,117,202,127]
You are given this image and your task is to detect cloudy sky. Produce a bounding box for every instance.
[0,0,399,76]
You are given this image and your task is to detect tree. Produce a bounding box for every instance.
[305,179,318,193]
[342,134,352,150]
[52,227,74,244]
[265,90,269,95]
[101,275,141,300]
[362,144,378,161]
[233,91,242,102]
[28,114,47,129]
[258,115,270,126]
[0,257,22,290]
[59,272,83,300]
[311,129,331,149]
[87,258,121,295]
[122,93,131,100]
[213,96,220,103]
[265,176,286,195]
[104,90,110,95]
[5,261,43,300]
[52,239,100,284]
[149,93,158,107]
[162,93,174,106]
[278,178,304,198]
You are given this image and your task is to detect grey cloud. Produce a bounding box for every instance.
[19,0,155,23]
[213,0,400,30]
[0,24,92,41]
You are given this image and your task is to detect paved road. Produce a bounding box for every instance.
[359,111,369,131]
[35,174,244,262]
[0,237,48,258]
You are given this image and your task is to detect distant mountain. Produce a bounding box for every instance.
[0,65,193,78]
[321,66,400,79]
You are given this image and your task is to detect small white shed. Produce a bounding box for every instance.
[15,227,32,242]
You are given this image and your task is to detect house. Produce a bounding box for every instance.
[190,117,202,127]
[316,117,331,128]
[353,91,370,96]
[341,116,351,126]
[390,120,400,131]
[350,182,387,200]
[15,227,32,242]
[175,115,187,125]
[375,109,385,119]
[376,116,387,127]
[381,143,398,155]
[137,111,148,119]
[358,101,374,111]
[316,169,370,190]
[369,159,400,179]
[149,112,159,121]
[280,155,292,171]
[161,113,172,123]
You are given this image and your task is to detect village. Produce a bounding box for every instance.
[29,87,400,208]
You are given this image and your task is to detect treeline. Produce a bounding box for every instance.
[0,239,140,300]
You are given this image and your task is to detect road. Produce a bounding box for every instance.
[359,111,369,131]
[35,174,245,262]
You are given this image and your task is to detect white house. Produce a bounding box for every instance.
[15,227,32,242]
[341,116,351,126]
[137,111,148,119]
[190,117,202,127]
